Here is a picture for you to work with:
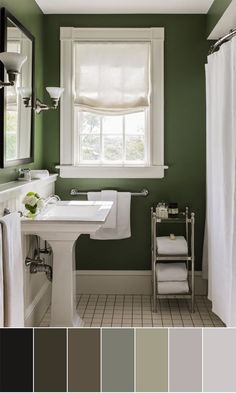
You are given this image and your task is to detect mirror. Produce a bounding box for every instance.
[0,8,35,167]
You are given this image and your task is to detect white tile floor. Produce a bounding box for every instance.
[40,295,225,328]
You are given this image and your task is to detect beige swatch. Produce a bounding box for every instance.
[136,328,168,392]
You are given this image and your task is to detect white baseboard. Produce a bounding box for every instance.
[76,270,207,295]
[25,281,51,327]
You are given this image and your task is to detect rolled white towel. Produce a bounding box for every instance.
[30,170,49,179]
[157,281,189,294]
[156,236,188,255]
[156,263,188,282]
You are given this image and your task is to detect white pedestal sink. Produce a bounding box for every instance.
[21,201,113,327]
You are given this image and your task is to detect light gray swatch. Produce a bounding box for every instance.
[102,329,134,392]
[169,328,202,392]
[203,329,236,392]
[136,328,168,392]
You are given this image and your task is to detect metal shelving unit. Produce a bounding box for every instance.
[151,207,195,313]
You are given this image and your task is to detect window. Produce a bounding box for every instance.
[60,28,165,178]
[76,111,147,165]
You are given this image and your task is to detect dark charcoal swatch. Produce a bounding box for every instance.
[0,328,33,392]
[34,328,67,392]
[68,328,100,391]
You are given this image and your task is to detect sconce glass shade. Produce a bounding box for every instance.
[46,87,64,100]
[18,87,32,98]
[0,52,27,73]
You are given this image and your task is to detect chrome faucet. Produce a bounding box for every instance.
[44,194,61,207]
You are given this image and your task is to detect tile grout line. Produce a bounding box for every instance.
[101,295,109,327]
[91,294,99,326]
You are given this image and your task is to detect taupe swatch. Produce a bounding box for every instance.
[68,328,100,392]
[102,329,134,392]
[203,329,236,392]
[136,328,168,392]
[34,329,67,392]
[169,328,202,392]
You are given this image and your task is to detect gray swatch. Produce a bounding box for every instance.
[68,328,100,392]
[136,328,168,392]
[34,329,67,392]
[203,328,236,392]
[169,328,202,392]
[102,328,134,392]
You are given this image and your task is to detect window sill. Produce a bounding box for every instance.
[56,165,168,179]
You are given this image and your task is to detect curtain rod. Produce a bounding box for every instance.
[209,29,236,55]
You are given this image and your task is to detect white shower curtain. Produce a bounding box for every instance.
[204,36,236,327]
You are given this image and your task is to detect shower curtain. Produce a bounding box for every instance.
[204,36,236,327]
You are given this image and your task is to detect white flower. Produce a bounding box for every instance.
[37,198,45,209]
[25,196,38,207]
[22,195,32,205]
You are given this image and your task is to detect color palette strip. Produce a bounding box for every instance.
[0,328,236,392]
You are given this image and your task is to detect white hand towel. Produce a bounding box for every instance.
[0,213,24,327]
[88,191,117,228]
[156,236,188,255]
[101,191,117,228]
[87,192,100,201]
[90,192,131,240]
[156,263,188,282]
[0,230,3,327]
[157,281,189,294]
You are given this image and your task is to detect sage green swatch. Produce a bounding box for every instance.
[136,328,168,392]
[102,329,134,392]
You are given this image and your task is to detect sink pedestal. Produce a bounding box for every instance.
[21,220,104,327]
[49,234,83,327]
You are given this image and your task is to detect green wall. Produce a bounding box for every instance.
[44,15,209,271]
[207,0,232,37]
[0,0,44,184]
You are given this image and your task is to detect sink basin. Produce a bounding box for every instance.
[23,200,113,223]
[21,200,113,327]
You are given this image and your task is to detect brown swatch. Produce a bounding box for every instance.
[34,329,67,392]
[68,328,100,392]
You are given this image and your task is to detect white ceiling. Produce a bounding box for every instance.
[35,0,214,14]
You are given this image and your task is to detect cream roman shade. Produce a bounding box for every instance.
[74,42,150,114]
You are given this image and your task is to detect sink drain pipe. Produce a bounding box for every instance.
[25,235,53,282]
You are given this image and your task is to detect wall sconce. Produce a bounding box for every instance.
[0,52,27,87]
[18,86,64,114]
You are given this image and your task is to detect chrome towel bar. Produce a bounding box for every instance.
[70,188,149,197]
[3,208,23,217]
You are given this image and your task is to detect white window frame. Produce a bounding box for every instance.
[59,27,166,178]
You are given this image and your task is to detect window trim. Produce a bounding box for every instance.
[59,27,166,179]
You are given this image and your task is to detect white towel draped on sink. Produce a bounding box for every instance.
[0,212,24,327]
[88,191,131,240]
